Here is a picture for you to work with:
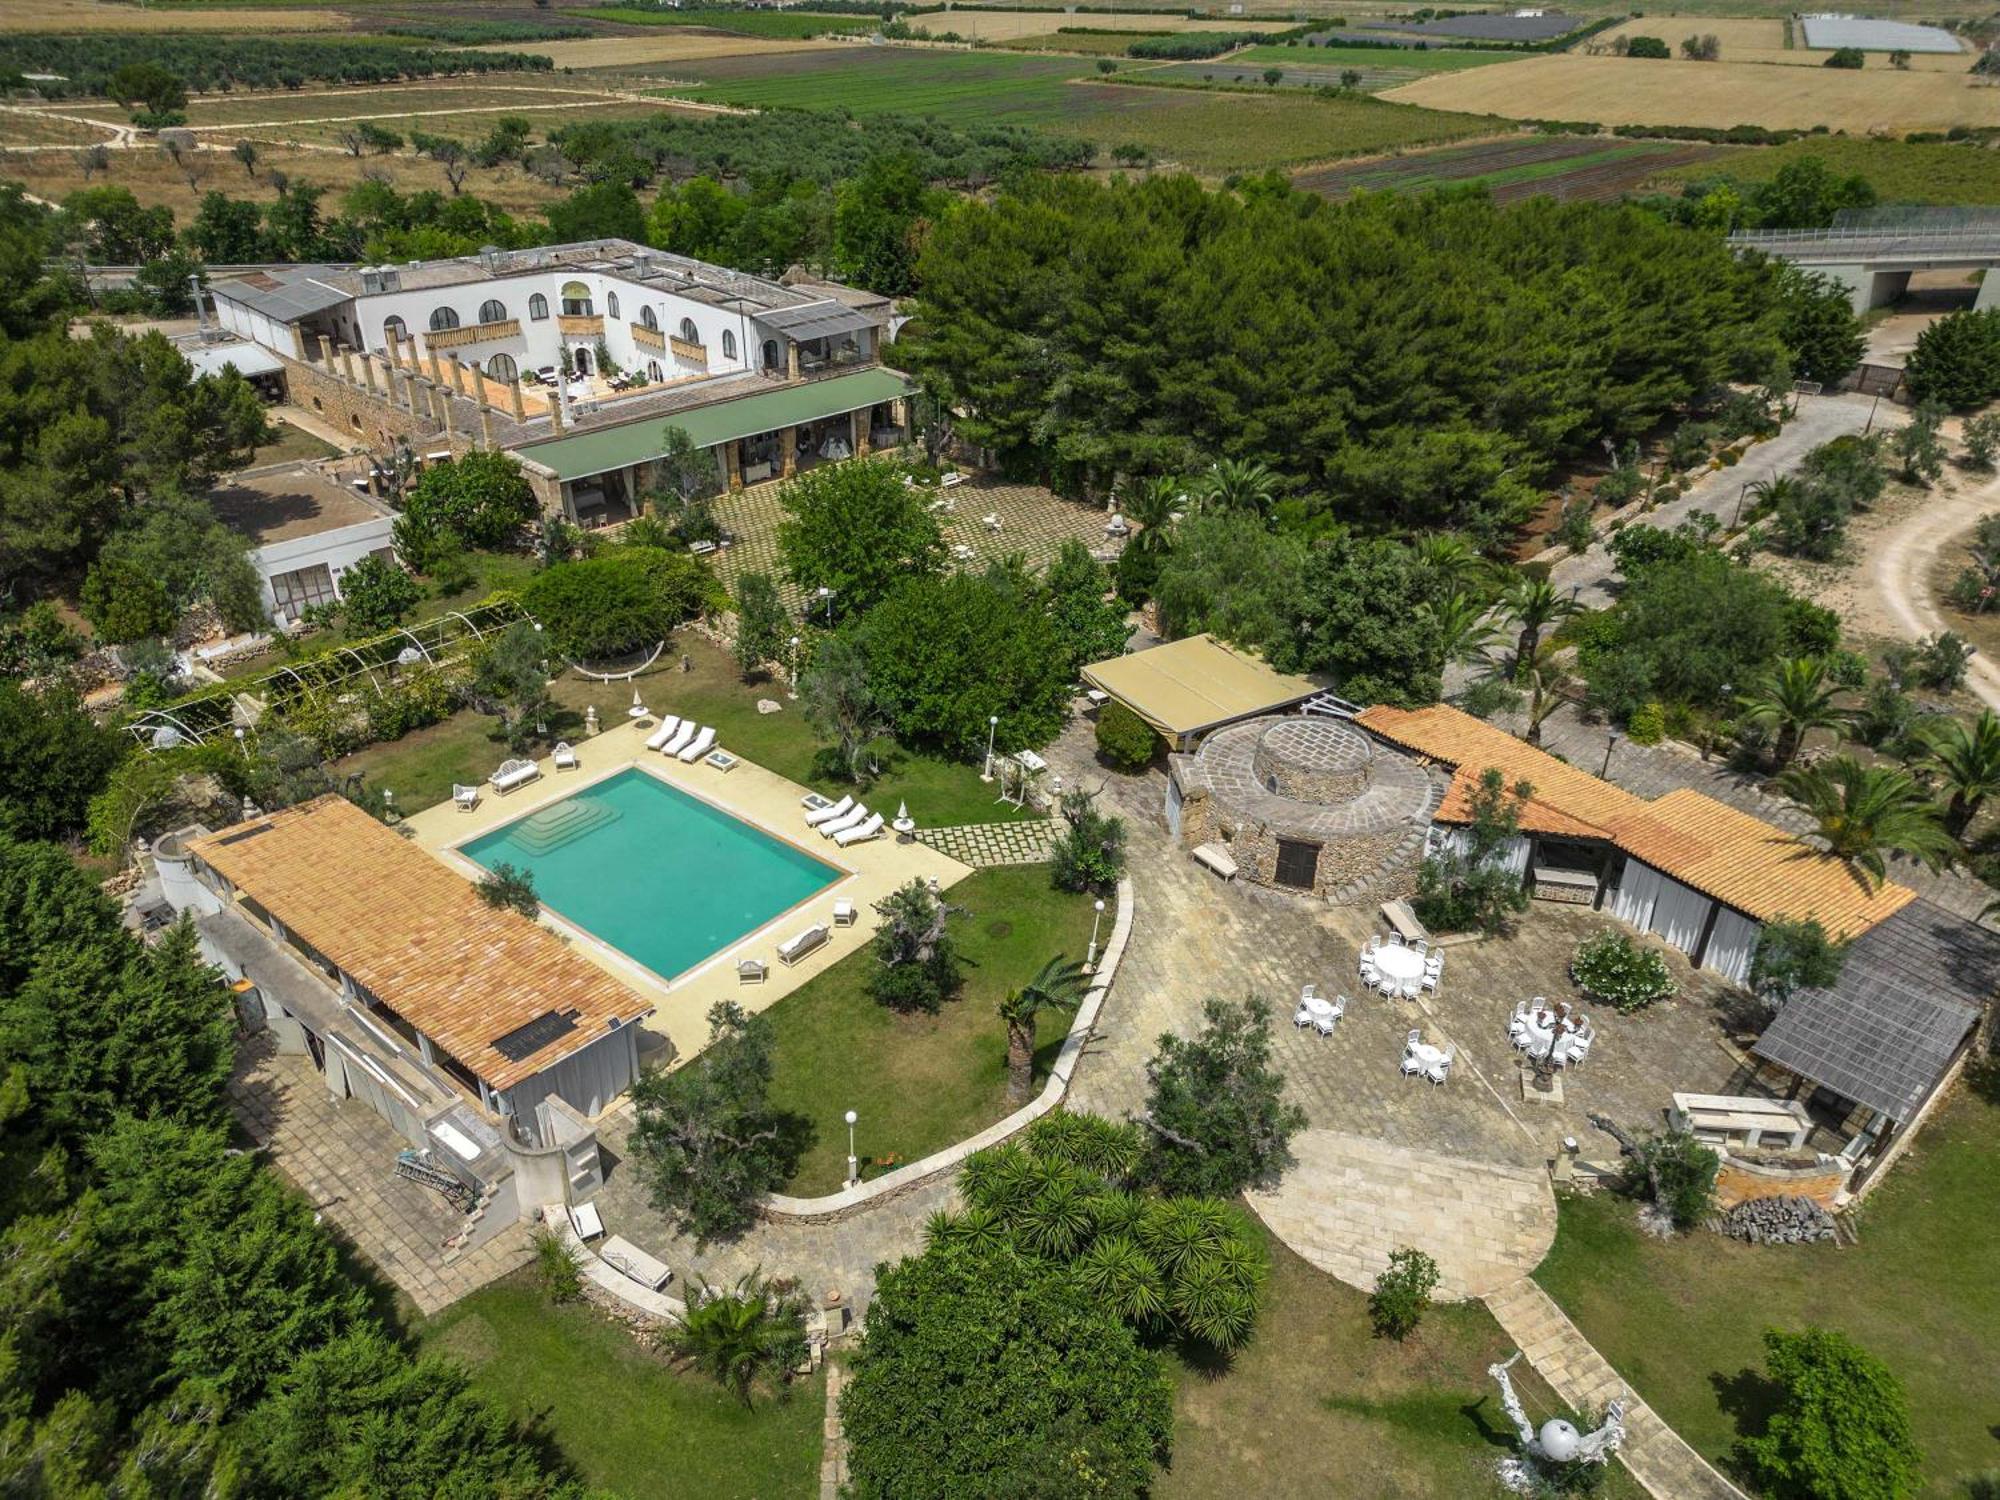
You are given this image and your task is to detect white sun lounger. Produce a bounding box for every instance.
[834,812,885,847]
[676,725,716,763]
[645,715,681,751]
[805,795,854,828]
[660,720,698,758]
[821,803,869,838]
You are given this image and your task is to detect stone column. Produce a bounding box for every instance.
[427,347,445,387]
[384,323,404,374]
[787,341,800,381]
[315,333,334,368]
[449,354,467,397]
[852,408,869,458]
[291,324,308,359]
[714,446,731,492]
[549,397,565,436]
[360,351,379,395]
[404,370,423,417]
[338,343,356,384]
[438,388,456,445]
[479,404,497,450]
[780,425,797,479]
[724,441,742,492]
[509,377,525,422]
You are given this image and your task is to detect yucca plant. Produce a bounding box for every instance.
[1073,1234,1168,1326]
[924,1204,1009,1254]
[1168,1254,1259,1351]
[1024,1110,1142,1183]
[1138,1196,1233,1278]
[1013,1170,1098,1261]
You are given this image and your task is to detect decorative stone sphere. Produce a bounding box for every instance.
[1538,1419,1582,1463]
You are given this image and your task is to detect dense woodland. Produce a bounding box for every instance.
[0,35,552,97]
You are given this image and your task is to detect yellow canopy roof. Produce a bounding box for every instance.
[1082,634,1320,739]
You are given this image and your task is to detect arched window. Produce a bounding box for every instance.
[761,338,779,373]
[560,281,592,317]
[678,317,700,345]
[572,346,593,376]
[606,290,621,320]
[486,352,518,382]
[646,360,662,383]
[428,306,460,332]
[721,328,737,361]
[478,298,506,324]
[528,293,549,321]
[639,305,659,332]
[382,314,408,345]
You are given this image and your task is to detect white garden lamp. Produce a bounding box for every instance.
[1087,897,1106,970]
[982,714,999,781]
[844,1109,859,1188]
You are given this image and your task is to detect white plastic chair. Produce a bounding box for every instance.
[553,741,577,771]
[1399,979,1421,1001]
[452,783,479,812]
[1386,932,1405,947]
[1312,1011,1337,1037]
[1425,1044,1455,1087]
[1420,970,1440,994]
[1293,1002,1315,1029]
[1400,1046,1426,1079]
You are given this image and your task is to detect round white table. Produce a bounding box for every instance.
[1304,996,1337,1022]
[1409,1042,1447,1069]
[1516,1012,1575,1064]
[1369,945,1425,990]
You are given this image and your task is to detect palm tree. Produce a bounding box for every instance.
[1413,532,1485,592]
[1745,473,1804,516]
[1417,591,1499,667]
[1500,576,1579,676]
[1512,637,1568,748]
[1779,756,1958,890]
[1197,458,1277,516]
[1737,657,1847,771]
[1118,473,1180,558]
[660,1270,808,1407]
[998,955,1092,1103]
[1923,710,2000,839]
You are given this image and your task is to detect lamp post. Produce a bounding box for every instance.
[981,714,999,782]
[233,724,247,759]
[816,585,836,627]
[1087,897,1105,969]
[1732,482,1750,531]
[787,634,801,699]
[1599,730,1620,780]
[381,788,396,824]
[844,1109,858,1188]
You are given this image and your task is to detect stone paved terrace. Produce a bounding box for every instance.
[707,472,1124,609]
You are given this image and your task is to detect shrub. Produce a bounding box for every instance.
[1624,34,1671,57]
[1822,45,1864,67]
[1911,630,1973,691]
[1905,307,2000,410]
[1139,995,1307,1198]
[868,879,961,1014]
[1633,1130,1718,1229]
[1050,786,1126,895]
[1738,1327,1921,1500]
[531,1226,582,1304]
[1626,700,1668,744]
[394,450,538,562]
[519,546,716,661]
[1750,916,1847,1009]
[1095,699,1156,771]
[1369,1247,1440,1340]
[1411,768,1533,937]
[337,553,421,633]
[1570,928,1676,1012]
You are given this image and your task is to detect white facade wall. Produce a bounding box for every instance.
[250,515,396,622]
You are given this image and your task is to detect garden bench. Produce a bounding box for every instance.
[599,1235,672,1291]
[490,759,541,795]
[1380,900,1429,943]
[778,924,830,966]
[1670,1092,1812,1151]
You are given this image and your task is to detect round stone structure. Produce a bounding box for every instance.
[1168,715,1439,902]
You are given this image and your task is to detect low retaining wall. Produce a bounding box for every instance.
[1714,1153,1849,1211]
[545,1202,688,1325]
[761,876,1136,1223]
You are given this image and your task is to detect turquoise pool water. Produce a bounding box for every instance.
[461,768,841,981]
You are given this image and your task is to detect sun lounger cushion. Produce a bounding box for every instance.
[677,725,716,763]
[645,715,681,751]
[821,804,869,838]
[805,795,854,827]
[778,924,830,965]
[661,721,697,757]
[835,812,885,847]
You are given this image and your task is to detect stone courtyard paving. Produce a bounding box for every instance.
[707,471,1124,608]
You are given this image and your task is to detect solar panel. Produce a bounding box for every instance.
[491,1007,580,1063]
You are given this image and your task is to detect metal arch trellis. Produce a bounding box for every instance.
[125,702,231,749]
[564,638,669,682]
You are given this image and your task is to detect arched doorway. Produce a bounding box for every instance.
[571,346,593,376]
[761,339,780,373]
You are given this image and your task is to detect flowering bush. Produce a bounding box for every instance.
[1570,928,1676,1013]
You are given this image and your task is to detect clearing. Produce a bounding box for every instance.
[1536,1082,2000,1497]
[1293,134,1733,204]
[0,0,340,30]
[415,1272,825,1500]
[1383,51,2000,133]
[1659,135,2000,205]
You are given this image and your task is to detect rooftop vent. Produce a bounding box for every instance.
[360,266,382,294]
[379,267,401,293]
[480,244,501,272]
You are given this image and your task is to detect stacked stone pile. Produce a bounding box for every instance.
[1716,1194,1836,1245]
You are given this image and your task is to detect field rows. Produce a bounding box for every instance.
[1293,135,1731,203]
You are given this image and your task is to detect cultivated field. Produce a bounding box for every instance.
[0,0,341,30]
[1594,14,1972,69]
[1659,135,2000,204]
[572,7,876,39]
[1383,52,2000,132]
[902,11,1291,41]
[1170,43,1523,93]
[1293,133,1733,202]
[236,99,709,150]
[119,82,646,130]
[0,111,118,147]
[473,32,838,69]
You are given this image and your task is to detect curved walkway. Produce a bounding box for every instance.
[1871,462,2000,713]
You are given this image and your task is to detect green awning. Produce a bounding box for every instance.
[514,368,914,482]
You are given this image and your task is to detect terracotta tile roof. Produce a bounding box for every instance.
[1355,704,1913,939]
[189,797,651,1092]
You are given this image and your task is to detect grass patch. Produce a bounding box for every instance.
[1661,134,2000,205]
[1534,1083,2000,1496]
[576,6,876,39]
[414,1272,824,1500]
[1236,41,1525,72]
[331,628,1034,826]
[246,420,341,466]
[764,862,1098,1193]
[996,29,1170,54]
[1164,1234,1647,1498]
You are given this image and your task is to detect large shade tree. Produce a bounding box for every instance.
[775,457,945,621]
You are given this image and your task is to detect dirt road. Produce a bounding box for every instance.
[1869,465,2000,712]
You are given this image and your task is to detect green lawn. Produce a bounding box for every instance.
[416,1273,823,1500]
[1661,135,2000,206]
[1166,1234,1647,1498]
[652,48,1499,171]
[576,6,876,38]
[1535,1082,2000,1497]
[764,863,1099,1193]
[332,629,1035,826]
[246,420,341,467]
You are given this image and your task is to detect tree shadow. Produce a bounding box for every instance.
[1711,1364,1783,1447]
[1965,1054,2000,1108]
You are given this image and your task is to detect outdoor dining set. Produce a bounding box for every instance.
[1509,999,1595,1069]
[1360,932,1443,999]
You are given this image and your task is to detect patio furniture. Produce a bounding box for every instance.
[805,795,854,828]
[939,471,967,488]
[801,792,834,812]
[1370,943,1425,994]
[490,758,540,795]
[821,803,870,839]
[1293,999,1315,1028]
[1424,1043,1455,1087]
[1380,899,1430,943]
[737,956,768,984]
[982,513,1001,532]
[645,715,682,751]
[1670,1092,1813,1151]
[778,924,831,966]
[452,783,480,812]
[1312,995,1345,1036]
[835,812,885,847]
[676,725,716,762]
[568,1201,605,1241]
[1399,1031,1427,1079]
[661,721,698,758]
[832,897,858,927]
[600,1234,672,1292]
[705,749,739,772]
[554,741,578,771]
[1192,842,1238,881]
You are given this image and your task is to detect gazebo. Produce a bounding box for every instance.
[1081,634,1321,753]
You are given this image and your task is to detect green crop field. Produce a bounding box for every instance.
[1660,135,2000,205]
[575,7,876,38]
[653,48,1498,170]
[1235,42,1524,73]
[997,29,1171,54]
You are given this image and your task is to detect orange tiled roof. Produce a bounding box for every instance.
[1356,704,1913,939]
[190,796,651,1092]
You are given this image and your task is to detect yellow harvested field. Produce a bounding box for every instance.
[0,112,115,147]
[905,10,1291,38]
[1594,15,1971,69]
[1383,53,2000,133]
[0,0,341,30]
[162,82,639,128]
[472,34,842,69]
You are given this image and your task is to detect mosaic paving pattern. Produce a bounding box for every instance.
[916,818,1059,868]
[707,471,1127,609]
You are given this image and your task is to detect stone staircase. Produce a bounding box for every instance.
[1484,1278,1750,1500]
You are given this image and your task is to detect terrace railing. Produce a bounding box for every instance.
[425,318,521,351]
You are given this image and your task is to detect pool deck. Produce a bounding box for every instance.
[401,715,972,1064]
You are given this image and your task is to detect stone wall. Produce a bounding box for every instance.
[1713,1154,1850,1211]
[1177,785,1418,901]
[280,354,440,452]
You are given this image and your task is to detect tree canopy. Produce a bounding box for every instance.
[520,544,718,661]
[775,457,945,620]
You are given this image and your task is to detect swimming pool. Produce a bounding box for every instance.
[460,768,843,982]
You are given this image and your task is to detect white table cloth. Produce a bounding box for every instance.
[1304,996,1337,1021]
[1409,1043,1447,1069]
[1368,945,1425,988]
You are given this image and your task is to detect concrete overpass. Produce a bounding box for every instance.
[1729,226,2000,313]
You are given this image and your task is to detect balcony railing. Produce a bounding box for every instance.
[669,335,707,367]
[558,314,604,337]
[631,323,666,352]
[425,318,520,351]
